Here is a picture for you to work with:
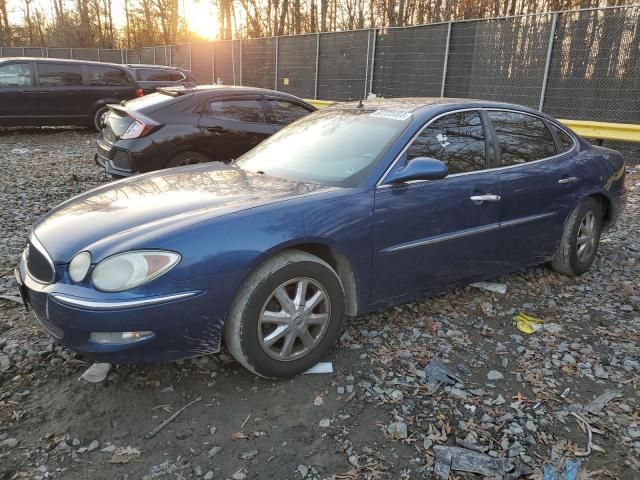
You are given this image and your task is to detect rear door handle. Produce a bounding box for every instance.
[470,194,501,202]
[558,176,579,184]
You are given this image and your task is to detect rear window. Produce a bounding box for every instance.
[138,69,167,81]
[549,123,575,153]
[210,99,265,123]
[0,63,32,86]
[88,66,131,86]
[166,70,184,81]
[37,63,83,86]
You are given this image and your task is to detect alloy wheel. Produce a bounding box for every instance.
[257,277,331,361]
[576,211,597,263]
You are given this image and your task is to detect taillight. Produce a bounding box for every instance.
[136,88,144,97]
[121,119,154,139]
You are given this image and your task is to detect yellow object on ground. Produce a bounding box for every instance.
[513,312,544,334]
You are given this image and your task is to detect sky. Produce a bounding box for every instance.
[7,0,220,40]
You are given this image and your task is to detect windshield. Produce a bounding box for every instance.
[236,108,411,187]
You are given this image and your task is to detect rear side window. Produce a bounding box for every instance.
[139,69,168,81]
[166,70,184,81]
[88,66,130,86]
[37,63,83,86]
[488,111,556,165]
[0,63,32,86]
[548,123,575,153]
[407,111,487,174]
[210,99,265,123]
[269,99,312,125]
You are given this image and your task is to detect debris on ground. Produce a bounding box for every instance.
[470,281,508,294]
[80,362,111,383]
[110,446,142,464]
[584,390,623,415]
[423,356,462,388]
[433,445,506,479]
[145,397,201,439]
[303,361,333,374]
[513,312,544,334]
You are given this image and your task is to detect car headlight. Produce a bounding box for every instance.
[91,250,181,292]
[69,251,92,282]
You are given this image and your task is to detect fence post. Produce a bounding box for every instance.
[22,47,25,56]
[212,42,216,83]
[97,48,101,62]
[539,12,558,112]
[369,28,377,96]
[125,49,128,63]
[440,21,452,98]
[45,47,48,57]
[70,47,74,59]
[274,37,279,91]
[363,30,371,100]
[189,43,192,71]
[239,40,243,85]
[120,49,124,64]
[231,41,236,85]
[314,33,320,99]
[0,47,3,57]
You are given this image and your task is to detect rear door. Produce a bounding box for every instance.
[86,64,136,109]
[372,110,502,301]
[265,97,315,131]
[33,61,86,122]
[0,61,35,124]
[488,110,583,265]
[197,95,274,161]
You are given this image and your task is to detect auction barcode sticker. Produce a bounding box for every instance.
[369,109,412,121]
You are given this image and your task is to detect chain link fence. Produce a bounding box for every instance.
[1,5,639,162]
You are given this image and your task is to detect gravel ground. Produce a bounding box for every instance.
[0,128,639,480]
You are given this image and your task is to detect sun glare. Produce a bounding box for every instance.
[184,0,219,41]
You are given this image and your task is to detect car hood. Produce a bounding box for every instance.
[33,164,330,263]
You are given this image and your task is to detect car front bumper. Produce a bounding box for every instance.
[95,153,138,178]
[16,255,247,364]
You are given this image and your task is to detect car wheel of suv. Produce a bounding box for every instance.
[93,106,110,131]
[224,250,345,378]
[165,151,210,168]
[551,197,602,276]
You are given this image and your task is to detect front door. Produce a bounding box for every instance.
[0,61,35,124]
[372,110,502,302]
[198,96,275,162]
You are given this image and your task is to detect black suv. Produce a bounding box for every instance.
[127,64,198,94]
[0,58,142,130]
[96,86,316,177]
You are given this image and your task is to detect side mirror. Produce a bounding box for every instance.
[385,157,448,184]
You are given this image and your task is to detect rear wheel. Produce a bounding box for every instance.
[224,250,345,378]
[93,106,110,131]
[551,197,602,276]
[165,151,210,168]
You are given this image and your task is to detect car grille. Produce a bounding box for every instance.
[25,240,55,284]
[34,308,63,340]
[112,149,132,170]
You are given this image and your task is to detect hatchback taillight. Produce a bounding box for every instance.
[122,119,157,139]
[136,88,144,97]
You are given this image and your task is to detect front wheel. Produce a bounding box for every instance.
[551,197,602,276]
[224,250,345,378]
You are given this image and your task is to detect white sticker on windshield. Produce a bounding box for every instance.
[369,109,412,121]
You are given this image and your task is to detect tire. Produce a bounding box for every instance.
[165,151,210,168]
[551,197,602,276]
[93,106,110,131]
[224,250,345,378]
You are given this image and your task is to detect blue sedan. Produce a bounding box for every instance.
[16,98,626,377]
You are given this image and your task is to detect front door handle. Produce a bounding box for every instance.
[470,194,501,202]
[558,176,579,184]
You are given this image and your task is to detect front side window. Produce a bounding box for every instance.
[237,108,411,187]
[210,99,265,123]
[37,63,83,86]
[406,111,487,174]
[88,66,130,86]
[0,63,32,86]
[488,111,556,165]
[269,99,312,125]
[139,69,167,81]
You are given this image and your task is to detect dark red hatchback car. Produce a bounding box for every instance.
[95,86,316,177]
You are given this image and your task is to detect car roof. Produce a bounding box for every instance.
[0,57,128,68]
[127,64,187,71]
[163,85,314,104]
[330,97,539,114]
